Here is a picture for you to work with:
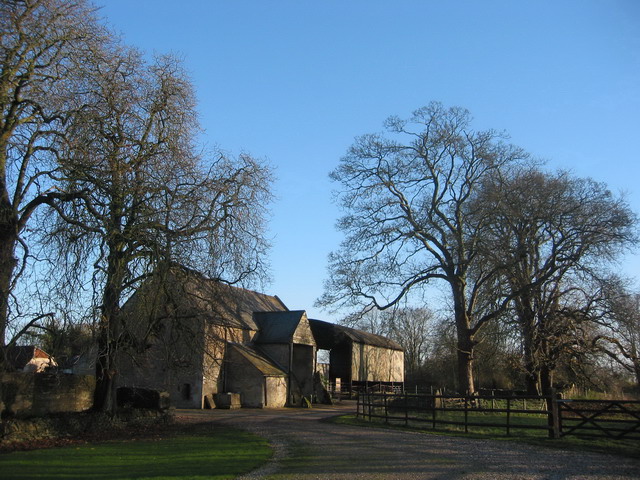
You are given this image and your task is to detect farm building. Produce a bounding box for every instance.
[4,346,57,373]
[309,319,404,394]
[117,265,403,408]
[223,343,288,408]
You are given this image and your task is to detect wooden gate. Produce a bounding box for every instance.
[556,399,640,439]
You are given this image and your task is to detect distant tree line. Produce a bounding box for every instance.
[1,0,273,411]
[319,102,639,396]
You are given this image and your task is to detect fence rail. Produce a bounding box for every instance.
[356,392,640,440]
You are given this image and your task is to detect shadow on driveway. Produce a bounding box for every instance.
[176,401,640,480]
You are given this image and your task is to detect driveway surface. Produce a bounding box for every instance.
[176,402,640,480]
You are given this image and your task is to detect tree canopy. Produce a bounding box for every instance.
[0,0,107,350]
[1,0,274,412]
[321,102,637,394]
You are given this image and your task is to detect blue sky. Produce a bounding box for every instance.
[100,1,640,322]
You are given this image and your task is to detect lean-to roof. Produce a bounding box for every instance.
[228,343,287,377]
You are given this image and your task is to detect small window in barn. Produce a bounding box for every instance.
[182,383,191,400]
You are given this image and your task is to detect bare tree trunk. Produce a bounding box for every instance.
[512,292,542,394]
[0,197,18,352]
[455,337,475,394]
[523,359,540,395]
[539,364,554,395]
[93,346,114,411]
[0,247,14,351]
[94,310,119,412]
[94,301,120,412]
[93,240,126,413]
[520,313,540,395]
[452,279,475,395]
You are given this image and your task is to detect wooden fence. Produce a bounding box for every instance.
[357,392,640,440]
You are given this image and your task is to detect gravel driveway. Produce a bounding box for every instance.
[176,402,639,480]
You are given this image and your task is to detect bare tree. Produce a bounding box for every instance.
[0,0,106,353]
[476,169,637,393]
[389,307,433,378]
[320,102,529,394]
[47,44,273,411]
[594,279,640,390]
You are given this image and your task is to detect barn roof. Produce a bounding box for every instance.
[253,311,307,344]
[124,265,288,331]
[228,343,287,377]
[189,279,288,330]
[308,319,403,351]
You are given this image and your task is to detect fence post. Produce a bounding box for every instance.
[357,392,360,419]
[384,393,389,424]
[464,394,469,434]
[547,388,560,439]
[432,393,436,430]
[506,396,511,436]
[404,392,408,426]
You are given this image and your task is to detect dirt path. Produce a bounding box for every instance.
[176,402,640,480]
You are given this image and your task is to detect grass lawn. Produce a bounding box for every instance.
[0,426,271,480]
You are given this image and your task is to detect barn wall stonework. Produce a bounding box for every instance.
[292,316,315,346]
[224,347,287,408]
[351,344,404,383]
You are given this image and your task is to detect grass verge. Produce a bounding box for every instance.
[330,414,640,459]
[0,426,271,480]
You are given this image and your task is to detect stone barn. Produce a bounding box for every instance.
[117,266,289,408]
[309,319,404,394]
[117,265,403,408]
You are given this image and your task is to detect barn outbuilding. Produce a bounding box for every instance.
[309,319,404,394]
[224,343,288,408]
[116,265,403,408]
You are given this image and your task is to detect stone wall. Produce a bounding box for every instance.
[0,409,171,446]
[1,373,95,418]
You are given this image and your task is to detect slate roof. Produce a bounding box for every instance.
[189,279,288,330]
[124,265,288,331]
[309,319,403,351]
[227,343,287,376]
[253,311,307,344]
